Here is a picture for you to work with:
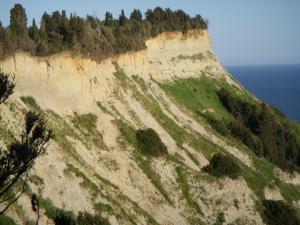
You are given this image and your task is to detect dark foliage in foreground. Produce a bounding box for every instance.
[0,70,15,104]
[203,153,241,179]
[136,128,168,156]
[217,88,300,171]
[0,71,53,215]
[262,200,300,225]
[0,4,208,61]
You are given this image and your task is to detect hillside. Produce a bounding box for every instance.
[0,29,300,225]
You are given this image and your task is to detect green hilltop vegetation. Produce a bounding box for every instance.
[0,4,208,61]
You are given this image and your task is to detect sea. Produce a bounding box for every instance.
[226,64,300,122]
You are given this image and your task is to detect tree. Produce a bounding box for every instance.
[119,10,127,26]
[263,200,300,225]
[104,12,113,26]
[28,19,39,42]
[0,21,5,41]
[0,71,53,214]
[130,9,142,22]
[9,4,27,37]
[9,3,28,48]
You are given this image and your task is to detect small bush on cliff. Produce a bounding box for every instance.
[203,153,241,179]
[262,200,300,225]
[54,209,76,225]
[136,128,168,156]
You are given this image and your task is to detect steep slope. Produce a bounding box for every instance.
[0,29,299,225]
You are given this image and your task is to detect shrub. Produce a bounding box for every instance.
[136,128,168,156]
[262,200,300,225]
[54,209,76,225]
[77,212,110,225]
[213,212,225,225]
[203,153,241,179]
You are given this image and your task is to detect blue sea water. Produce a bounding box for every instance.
[226,64,300,122]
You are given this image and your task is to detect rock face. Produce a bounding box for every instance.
[0,30,292,225]
[0,30,232,114]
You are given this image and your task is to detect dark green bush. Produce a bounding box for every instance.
[77,212,110,225]
[54,209,76,225]
[136,128,168,156]
[203,153,241,179]
[262,200,300,225]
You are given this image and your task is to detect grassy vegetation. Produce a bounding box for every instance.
[159,76,235,121]
[175,166,205,224]
[115,119,172,204]
[72,113,106,150]
[46,110,84,163]
[171,52,205,62]
[64,163,100,197]
[0,118,16,145]
[37,195,58,219]
[134,153,173,204]
[20,96,42,111]
[117,69,219,160]
[64,163,159,225]
[96,101,112,115]
[158,75,300,204]
[0,215,18,225]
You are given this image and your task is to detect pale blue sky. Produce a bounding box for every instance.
[0,0,299,65]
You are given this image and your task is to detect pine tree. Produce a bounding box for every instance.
[104,12,113,26]
[119,10,127,26]
[28,19,39,42]
[9,4,28,38]
[130,9,142,22]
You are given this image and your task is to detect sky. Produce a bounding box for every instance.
[0,0,299,66]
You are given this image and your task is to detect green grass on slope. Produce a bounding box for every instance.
[158,76,300,204]
[159,76,234,121]
[0,215,19,225]
[115,67,219,160]
[176,166,204,217]
[72,112,107,150]
[65,163,160,225]
[115,119,172,204]
[20,96,42,112]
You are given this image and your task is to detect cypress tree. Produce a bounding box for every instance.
[28,19,39,42]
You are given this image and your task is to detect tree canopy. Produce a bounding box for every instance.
[0,4,208,61]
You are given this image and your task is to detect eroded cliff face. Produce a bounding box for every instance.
[0,30,295,225]
[0,30,232,114]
